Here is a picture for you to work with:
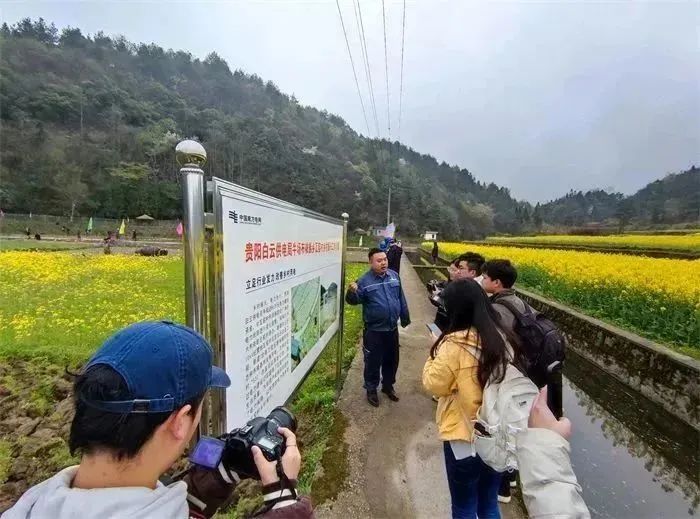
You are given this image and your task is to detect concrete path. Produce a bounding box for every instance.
[316,256,526,519]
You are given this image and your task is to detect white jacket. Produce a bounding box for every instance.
[517,429,591,519]
[1,466,190,519]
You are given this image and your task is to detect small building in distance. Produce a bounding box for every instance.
[423,231,439,241]
[368,226,385,237]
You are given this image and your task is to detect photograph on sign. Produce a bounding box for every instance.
[215,181,343,429]
[290,276,320,369]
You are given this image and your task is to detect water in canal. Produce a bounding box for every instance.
[410,258,700,518]
[564,350,698,518]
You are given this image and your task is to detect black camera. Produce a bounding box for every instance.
[426,279,446,308]
[426,279,443,294]
[190,406,297,480]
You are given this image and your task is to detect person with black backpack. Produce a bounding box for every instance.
[481,260,525,332]
[481,259,567,504]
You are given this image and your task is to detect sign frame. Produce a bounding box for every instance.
[208,177,348,433]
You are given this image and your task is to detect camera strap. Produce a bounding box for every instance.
[258,462,298,509]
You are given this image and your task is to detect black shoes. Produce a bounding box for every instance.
[367,388,399,406]
[498,470,517,503]
[367,391,379,407]
[381,387,400,402]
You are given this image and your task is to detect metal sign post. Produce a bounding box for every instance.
[336,212,349,394]
[176,140,207,334]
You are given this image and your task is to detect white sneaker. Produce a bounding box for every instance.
[498,495,511,504]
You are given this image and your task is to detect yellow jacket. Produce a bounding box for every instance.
[422,328,482,442]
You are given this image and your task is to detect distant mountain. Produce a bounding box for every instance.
[625,167,699,226]
[535,167,699,229]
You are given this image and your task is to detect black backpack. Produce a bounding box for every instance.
[493,298,566,388]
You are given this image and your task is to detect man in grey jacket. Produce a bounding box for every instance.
[520,387,591,518]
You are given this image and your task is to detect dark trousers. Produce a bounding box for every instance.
[362,328,399,392]
[443,444,502,519]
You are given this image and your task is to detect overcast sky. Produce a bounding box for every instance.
[2,1,698,202]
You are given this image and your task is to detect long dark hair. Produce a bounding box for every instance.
[430,279,520,388]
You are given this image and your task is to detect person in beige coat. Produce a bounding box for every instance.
[423,279,527,519]
[519,386,591,518]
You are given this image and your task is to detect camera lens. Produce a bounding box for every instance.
[268,406,297,433]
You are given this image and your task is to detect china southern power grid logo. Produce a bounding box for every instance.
[228,211,261,225]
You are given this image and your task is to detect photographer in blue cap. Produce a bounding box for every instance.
[2,321,313,519]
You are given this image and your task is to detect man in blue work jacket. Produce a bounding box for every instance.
[346,247,411,407]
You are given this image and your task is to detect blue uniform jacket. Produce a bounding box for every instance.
[345,269,411,331]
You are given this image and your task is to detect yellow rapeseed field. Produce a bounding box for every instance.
[428,242,700,350]
[0,251,184,361]
[486,233,700,253]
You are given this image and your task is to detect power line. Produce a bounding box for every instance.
[381,0,391,138]
[335,0,371,137]
[397,0,406,143]
[354,0,380,138]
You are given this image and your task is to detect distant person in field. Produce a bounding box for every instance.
[431,240,439,265]
[386,238,403,274]
[345,248,410,407]
[25,227,31,238]
[132,230,138,241]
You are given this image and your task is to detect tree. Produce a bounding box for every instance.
[54,164,88,220]
[459,202,495,239]
[59,26,86,47]
[616,199,634,233]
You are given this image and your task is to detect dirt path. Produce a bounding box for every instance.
[316,256,526,519]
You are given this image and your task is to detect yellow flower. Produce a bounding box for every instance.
[485,233,700,252]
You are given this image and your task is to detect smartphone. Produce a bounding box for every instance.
[474,422,491,437]
[546,361,564,419]
[426,322,442,336]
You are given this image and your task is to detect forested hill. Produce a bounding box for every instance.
[1,19,696,239]
[0,18,526,239]
[536,167,699,229]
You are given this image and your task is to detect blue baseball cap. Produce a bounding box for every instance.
[82,321,230,414]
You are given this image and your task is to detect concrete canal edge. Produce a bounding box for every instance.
[518,287,700,429]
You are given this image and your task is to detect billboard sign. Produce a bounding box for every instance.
[212,179,344,428]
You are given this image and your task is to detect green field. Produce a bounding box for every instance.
[0,251,185,362]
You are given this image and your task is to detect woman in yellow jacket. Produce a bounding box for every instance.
[423,279,522,519]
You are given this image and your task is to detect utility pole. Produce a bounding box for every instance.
[387,178,392,226]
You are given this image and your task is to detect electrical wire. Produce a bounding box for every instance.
[354,0,380,137]
[397,0,406,142]
[381,0,391,138]
[335,0,371,137]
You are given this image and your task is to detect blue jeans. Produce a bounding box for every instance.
[443,442,502,519]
